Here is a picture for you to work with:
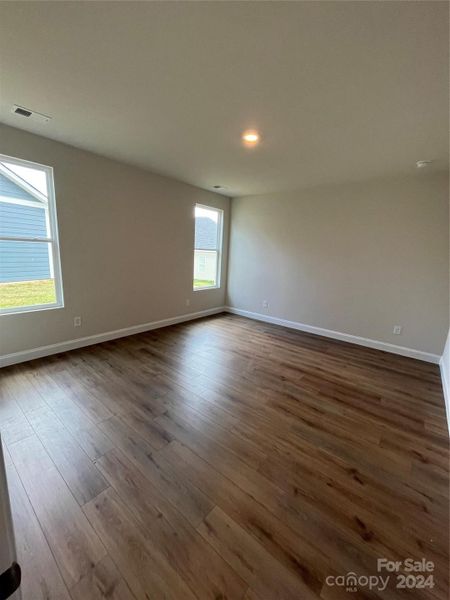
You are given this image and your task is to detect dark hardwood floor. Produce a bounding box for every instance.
[0,313,448,600]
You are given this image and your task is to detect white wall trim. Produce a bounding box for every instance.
[1,303,443,370]
[0,306,226,368]
[439,355,450,434]
[225,306,441,364]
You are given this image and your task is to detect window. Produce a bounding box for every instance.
[193,204,223,290]
[198,255,207,273]
[0,154,64,314]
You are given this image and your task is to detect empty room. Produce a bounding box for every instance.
[0,2,449,599]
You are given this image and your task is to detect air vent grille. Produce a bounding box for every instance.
[11,105,51,123]
[14,107,32,117]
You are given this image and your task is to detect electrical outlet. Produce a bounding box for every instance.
[393,325,402,335]
[262,300,269,310]
[74,316,82,327]
[185,299,190,307]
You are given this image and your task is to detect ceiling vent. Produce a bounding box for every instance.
[11,105,51,123]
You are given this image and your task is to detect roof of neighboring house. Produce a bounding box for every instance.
[195,216,218,250]
[0,172,38,203]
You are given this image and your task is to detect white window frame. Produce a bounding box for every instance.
[193,203,223,291]
[0,153,64,315]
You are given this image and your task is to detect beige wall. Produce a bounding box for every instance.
[0,124,229,356]
[227,173,449,356]
[1,123,448,360]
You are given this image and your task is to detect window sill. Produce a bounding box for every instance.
[193,286,220,292]
[0,302,64,316]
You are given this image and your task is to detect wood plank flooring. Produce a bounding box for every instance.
[0,313,448,600]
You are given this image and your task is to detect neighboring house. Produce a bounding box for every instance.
[194,216,218,282]
[0,169,52,283]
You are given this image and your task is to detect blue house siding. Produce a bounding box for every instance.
[0,202,48,238]
[195,216,218,250]
[0,174,51,283]
[0,172,37,202]
[0,241,51,282]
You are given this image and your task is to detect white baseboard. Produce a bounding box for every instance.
[1,304,443,369]
[225,306,441,364]
[0,306,226,368]
[439,356,450,434]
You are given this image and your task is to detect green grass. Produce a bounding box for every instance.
[193,279,215,289]
[0,278,216,310]
[0,279,56,309]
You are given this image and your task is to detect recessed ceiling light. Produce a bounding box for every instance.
[242,130,260,146]
[416,160,432,168]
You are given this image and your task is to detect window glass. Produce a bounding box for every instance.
[0,155,63,314]
[193,205,223,290]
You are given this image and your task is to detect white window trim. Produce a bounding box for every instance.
[0,153,64,315]
[193,204,223,291]
[0,195,47,209]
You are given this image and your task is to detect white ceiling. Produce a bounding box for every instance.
[0,1,448,197]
